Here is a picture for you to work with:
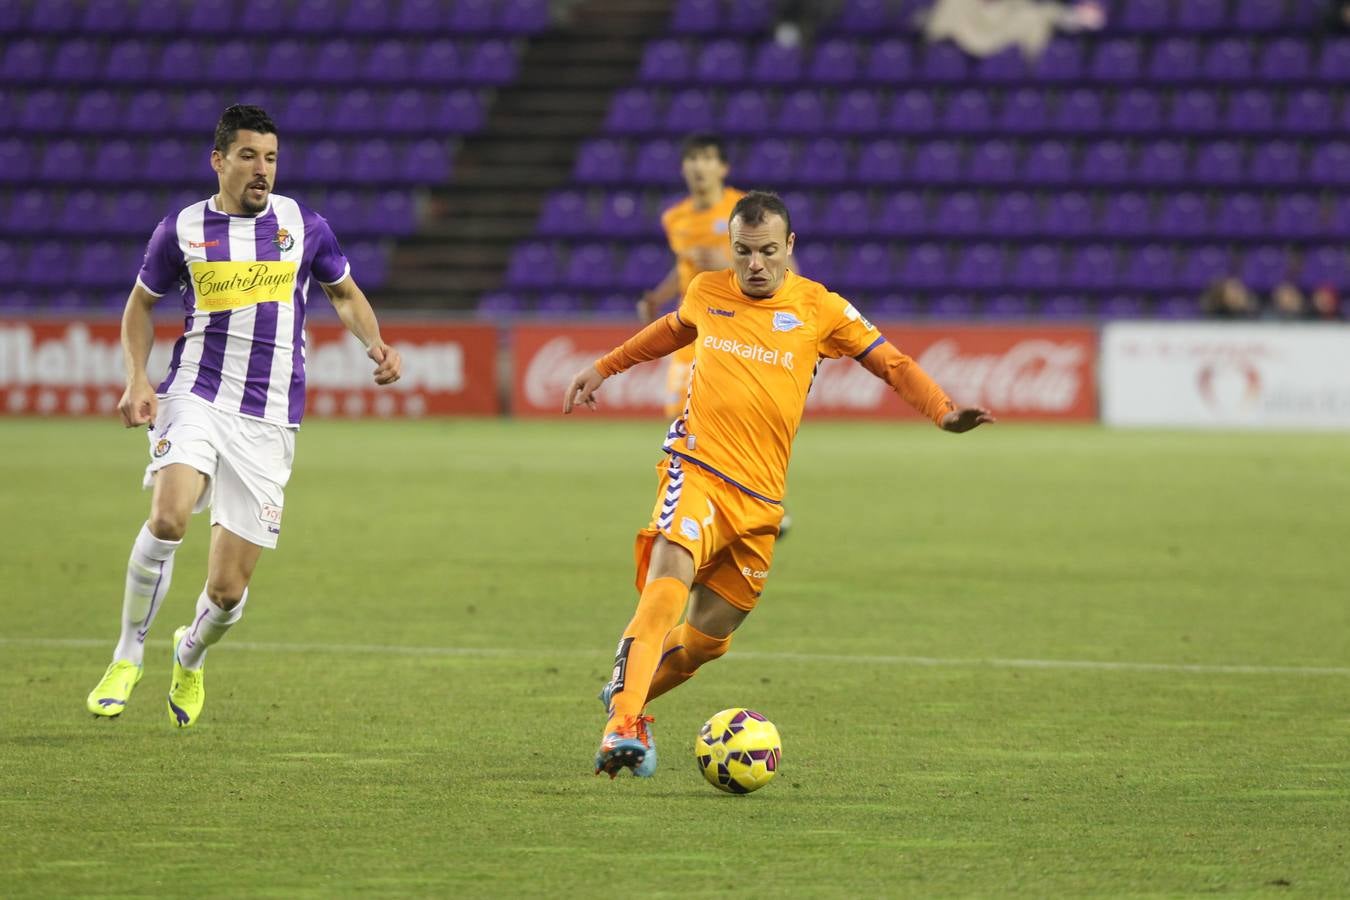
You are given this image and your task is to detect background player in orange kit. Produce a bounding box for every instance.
[564,191,995,778]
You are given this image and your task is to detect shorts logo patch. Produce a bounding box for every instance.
[680,516,701,541]
[153,438,172,458]
[273,227,295,253]
[772,311,803,332]
[260,504,283,533]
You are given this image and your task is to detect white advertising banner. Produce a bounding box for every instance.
[1102,323,1350,429]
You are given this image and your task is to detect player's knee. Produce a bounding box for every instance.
[146,511,188,542]
[204,581,246,610]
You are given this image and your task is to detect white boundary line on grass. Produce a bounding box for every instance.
[4,637,1349,677]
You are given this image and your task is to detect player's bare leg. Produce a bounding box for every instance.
[167,525,261,727]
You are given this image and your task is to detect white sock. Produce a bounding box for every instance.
[176,589,247,671]
[113,523,181,665]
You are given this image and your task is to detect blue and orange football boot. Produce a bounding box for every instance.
[594,714,658,778]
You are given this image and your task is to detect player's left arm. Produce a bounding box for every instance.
[322,275,402,386]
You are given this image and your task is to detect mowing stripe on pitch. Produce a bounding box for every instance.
[3,636,1348,677]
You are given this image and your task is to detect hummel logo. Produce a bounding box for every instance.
[707,307,735,317]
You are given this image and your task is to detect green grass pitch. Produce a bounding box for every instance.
[2,418,1348,898]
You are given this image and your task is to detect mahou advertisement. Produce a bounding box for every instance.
[0,318,500,417]
[512,323,1098,420]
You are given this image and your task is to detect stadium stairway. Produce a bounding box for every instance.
[384,0,674,310]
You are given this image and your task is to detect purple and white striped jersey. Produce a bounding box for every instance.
[136,193,350,427]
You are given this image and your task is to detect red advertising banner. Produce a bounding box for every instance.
[511,323,1098,420]
[0,317,500,417]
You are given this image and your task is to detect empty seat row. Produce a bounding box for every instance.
[1,37,520,86]
[637,36,1350,86]
[572,137,1350,187]
[604,86,1347,136]
[0,138,454,186]
[0,0,549,37]
[5,88,486,136]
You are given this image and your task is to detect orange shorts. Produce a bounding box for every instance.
[663,346,695,417]
[634,454,784,611]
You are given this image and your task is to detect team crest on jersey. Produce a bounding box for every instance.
[273,227,295,252]
[153,438,171,458]
[772,311,803,332]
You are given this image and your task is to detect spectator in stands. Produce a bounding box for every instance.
[922,0,1105,59]
[1311,285,1344,320]
[1264,282,1311,320]
[1201,277,1258,319]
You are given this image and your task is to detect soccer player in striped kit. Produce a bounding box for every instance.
[86,105,402,726]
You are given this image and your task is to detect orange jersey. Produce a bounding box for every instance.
[661,187,744,370]
[668,269,884,503]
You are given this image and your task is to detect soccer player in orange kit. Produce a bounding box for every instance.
[564,192,995,778]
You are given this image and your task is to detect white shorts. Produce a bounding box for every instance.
[142,395,296,549]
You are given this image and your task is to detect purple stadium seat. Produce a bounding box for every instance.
[537,191,591,236]
[400,140,450,183]
[238,0,286,31]
[282,89,328,134]
[1135,140,1187,185]
[819,191,873,237]
[347,243,389,288]
[373,191,417,236]
[1091,39,1142,82]
[18,90,65,133]
[1079,140,1129,184]
[1009,244,1063,290]
[866,39,912,82]
[942,89,994,133]
[77,243,126,288]
[153,140,203,182]
[1175,0,1227,31]
[695,40,748,84]
[449,0,495,33]
[872,191,923,237]
[1122,245,1176,291]
[987,191,1037,236]
[720,89,772,135]
[1110,89,1161,133]
[49,38,101,83]
[856,140,905,184]
[2,189,42,232]
[1064,245,1118,290]
[776,88,826,134]
[70,90,121,134]
[810,39,861,84]
[965,140,1017,184]
[999,89,1049,133]
[1204,39,1254,82]
[911,140,961,182]
[726,0,774,33]
[28,0,76,32]
[780,190,815,235]
[1212,194,1266,238]
[672,0,720,33]
[1099,295,1148,319]
[1148,38,1200,82]
[1302,246,1347,288]
[257,40,309,83]
[872,294,920,319]
[900,244,947,289]
[886,89,935,134]
[640,40,690,83]
[1053,88,1103,133]
[951,243,1003,290]
[1169,90,1219,133]
[303,140,344,183]
[184,0,235,34]
[1180,245,1231,290]
[1283,89,1333,136]
[531,293,582,316]
[1,38,44,82]
[1098,193,1153,237]
[56,190,102,236]
[665,89,715,132]
[563,243,614,290]
[1155,193,1210,237]
[175,90,221,133]
[928,192,978,237]
[1022,140,1074,185]
[1225,89,1276,132]
[1262,38,1312,82]
[1192,141,1245,185]
[1234,0,1284,31]
[1242,246,1289,290]
[1121,0,1169,31]
[416,40,461,83]
[593,293,635,318]
[397,0,444,32]
[153,40,201,84]
[1321,39,1350,82]
[345,0,394,32]
[631,140,679,185]
[1043,192,1093,236]
[499,0,550,33]
[290,0,343,34]
[599,192,652,236]
[750,40,803,84]
[835,0,892,33]
[606,88,659,134]
[976,48,1028,82]
[1272,194,1322,239]
[505,243,559,289]
[832,88,882,135]
[24,241,66,286]
[364,40,414,85]
[797,138,848,184]
[1035,39,1083,81]
[132,0,183,33]
[841,243,895,290]
[922,43,969,82]
[430,89,484,133]
[1308,142,1350,185]
[103,39,154,84]
[794,244,837,283]
[465,41,517,84]
[1332,198,1350,238]
[382,89,428,134]
[341,90,384,133]
[477,292,521,317]
[311,40,359,83]
[927,295,974,319]
[209,41,257,84]
[1042,295,1091,319]
[1249,141,1304,185]
[37,139,84,183]
[322,190,364,232]
[1155,296,1201,319]
[983,295,1032,319]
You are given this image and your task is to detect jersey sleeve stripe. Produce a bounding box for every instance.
[853,336,886,361]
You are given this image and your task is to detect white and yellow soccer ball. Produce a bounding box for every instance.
[695,708,781,794]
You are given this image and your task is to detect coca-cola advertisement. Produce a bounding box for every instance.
[511,323,1098,420]
[0,317,500,417]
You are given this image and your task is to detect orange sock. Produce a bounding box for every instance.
[604,577,688,731]
[646,622,732,702]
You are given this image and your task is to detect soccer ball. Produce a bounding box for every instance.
[695,708,781,794]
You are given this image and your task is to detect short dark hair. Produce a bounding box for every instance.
[729,190,792,236]
[680,132,727,163]
[213,104,278,154]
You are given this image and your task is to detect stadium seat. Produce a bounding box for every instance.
[832,89,882,135]
[942,89,994,133]
[921,43,969,81]
[1241,246,1289,290]
[631,140,679,184]
[749,40,802,84]
[951,243,1003,290]
[694,40,747,84]
[1192,142,1245,185]
[1034,39,1083,81]
[344,0,394,33]
[965,140,1017,184]
[1053,89,1104,133]
[775,88,829,134]
[1169,90,1219,133]
[911,140,961,183]
[1148,38,1200,81]
[672,0,720,34]
[449,0,495,33]
[639,39,690,83]
[605,88,659,134]
[1204,39,1254,81]
[855,139,905,184]
[574,139,628,184]
[1091,39,1143,82]
[665,89,715,132]
[998,89,1049,133]
[1175,0,1228,31]
[1099,192,1153,237]
[720,89,772,135]
[416,40,462,83]
[1262,38,1312,82]
[1282,88,1334,136]
[133,0,183,34]
[886,89,936,133]
[866,39,912,82]
[1043,192,1093,236]
[875,191,926,236]
[810,39,861,84]
[1248,141,1304,185]
[1110,89,1162,133]
[932,192,982,237]
[819,191,873,237]
[987,192,1039,237]
[365,39,414,84]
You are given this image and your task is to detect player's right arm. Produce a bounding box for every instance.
[119,283,161,428]
[562,311,697,413]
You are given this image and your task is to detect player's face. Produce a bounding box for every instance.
[211,129,278,216]
[730,213,794,298]
[681,147,728,195]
